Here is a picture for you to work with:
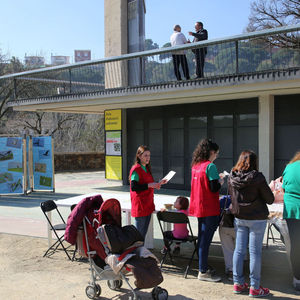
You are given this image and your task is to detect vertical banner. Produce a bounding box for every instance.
[105,156,122,180]
[32,136,54,191]
[105,109,122,180]
[0,137,24,194]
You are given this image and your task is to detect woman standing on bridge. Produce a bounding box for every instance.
[129,145,166,239]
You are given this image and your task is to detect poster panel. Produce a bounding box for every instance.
[32,136,54,191]
[0,137,24,194]
[105,156,122,180]
[105,109,122,131]
[106,131,121,156]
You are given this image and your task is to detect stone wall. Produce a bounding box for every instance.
[54,152,105,171]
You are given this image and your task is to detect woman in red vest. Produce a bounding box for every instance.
[129,145,165,239]
[190,139,223,282]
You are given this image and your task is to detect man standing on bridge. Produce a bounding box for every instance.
[170,24,190,81]
[189,21,208,78]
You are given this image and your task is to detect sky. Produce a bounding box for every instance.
[0,0,253,64]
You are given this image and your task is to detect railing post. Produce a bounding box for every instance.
[13,78,17,100]
[69,68,72,93]
[235,41,239,74]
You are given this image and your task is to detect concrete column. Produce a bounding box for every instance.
[104,0,128,88]
[258,94,274,182]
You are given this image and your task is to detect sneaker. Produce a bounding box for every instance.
[249,286,270,297]
[160,247,167,255]
[198,271,221,282]
[293,277,300,291]
[233,283,249,294]
[226,270,233,281]
[173,247,180,255]
[207,265,216,275]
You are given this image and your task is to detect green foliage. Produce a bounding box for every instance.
[145,39,159,51]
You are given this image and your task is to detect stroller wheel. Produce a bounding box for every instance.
[85,285,101,299]
[95,284,101,296]
[152,286,168,300]
[107,279,122,290]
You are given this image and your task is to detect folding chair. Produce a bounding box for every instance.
[266,221,284,248]
[157,211,198,278]
[40,200,72,260]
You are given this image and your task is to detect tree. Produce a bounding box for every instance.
[144,39,159,51]
[247,0,300,31]
[0,55,26,120]
[247,0,300,48]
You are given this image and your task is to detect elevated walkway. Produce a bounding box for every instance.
[1,25,300,114]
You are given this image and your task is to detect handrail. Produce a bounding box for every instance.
[1,24,300,80]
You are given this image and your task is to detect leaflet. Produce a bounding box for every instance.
[161,170,176,183]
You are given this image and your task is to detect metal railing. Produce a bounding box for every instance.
[1,24,300,102]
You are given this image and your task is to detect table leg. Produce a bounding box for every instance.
[125,210,131,225]
[47,211,52,247]
[145,215,154,249]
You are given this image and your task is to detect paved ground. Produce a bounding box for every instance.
[0,170,299,299]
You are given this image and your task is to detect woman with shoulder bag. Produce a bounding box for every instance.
[228,150,274,297]
[219,194,235,281]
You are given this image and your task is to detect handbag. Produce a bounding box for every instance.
[219,192,234,228]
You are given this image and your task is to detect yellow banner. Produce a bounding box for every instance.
[105,109,122,131]
[105,156,122,180]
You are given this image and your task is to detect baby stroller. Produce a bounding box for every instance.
[65,195,168,300]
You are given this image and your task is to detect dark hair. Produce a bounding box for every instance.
[191,139,219,166]
[289,151,300,164]
[232,150,258,172]
[177,196,189,210]
[196,21,203,27]
[129,145,152,180]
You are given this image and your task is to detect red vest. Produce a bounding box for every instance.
[189,161,220,218]
[129,164,155,217]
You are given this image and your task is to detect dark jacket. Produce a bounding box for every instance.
[192,29,208,54]
[228,170,274,220]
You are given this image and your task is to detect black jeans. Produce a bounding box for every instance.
[172,54,190,80]
[286,218,300,279]
[194,49,206,78]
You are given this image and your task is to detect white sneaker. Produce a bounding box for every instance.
[293,277,300,291]
[198,271,221,282]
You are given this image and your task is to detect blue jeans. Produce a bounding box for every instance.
[135,214,152,239]
[233,218,267,289]
[197,215,219,272]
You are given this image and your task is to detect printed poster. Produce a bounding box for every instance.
[32,136,54,191]
[106,131,121,156]
[106,156,122,180]
[0,137,24,194]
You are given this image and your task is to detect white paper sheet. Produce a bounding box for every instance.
[223,170,230,176]
[161,170,176,183]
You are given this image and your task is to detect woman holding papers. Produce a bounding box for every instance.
[129,145,166,239]
[190,138,223,282]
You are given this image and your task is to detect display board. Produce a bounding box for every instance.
[32,136,54,191]
[105,156,122,180]
[0,137,24,194]
[106,131,121,156]
[105,109,122,180]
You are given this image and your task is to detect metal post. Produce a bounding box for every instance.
[13,78,17,99]
[235,41,239,74]
[69,68,72,93]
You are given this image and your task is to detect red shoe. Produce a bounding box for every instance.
[249,286,270,297]
[233,283,249,294]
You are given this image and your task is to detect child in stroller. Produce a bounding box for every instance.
[65,195,168,300]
